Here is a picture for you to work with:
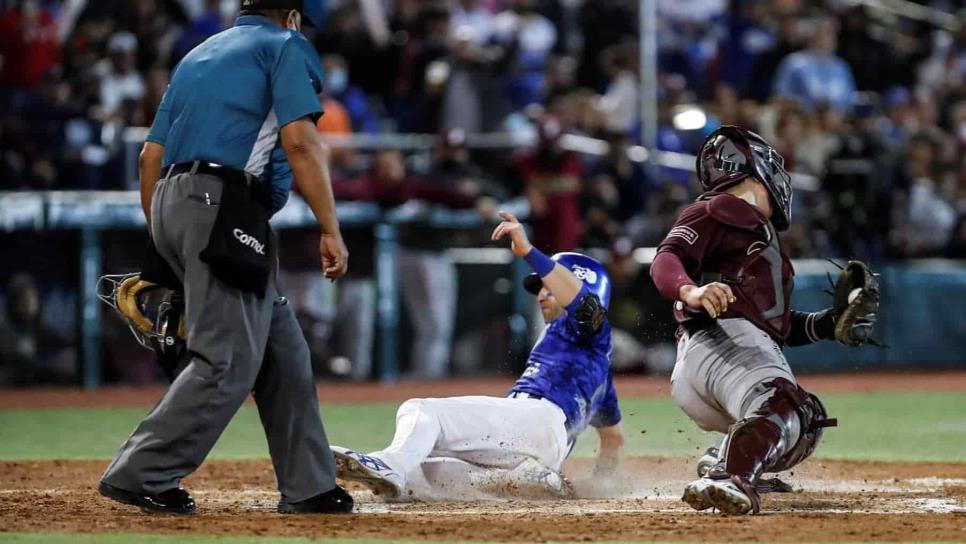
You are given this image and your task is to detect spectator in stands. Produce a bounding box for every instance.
[513,116,583,252]
[773,15,856,112]
[450,0,494,47]
[0,0,61,103]
[490,0,557,109]
[898,132,958,256]
[656,0,725,88]
[96,32,144,123]
[599,44,639,134]
[322,54,380,134]
[171,0,225,64]
[0,273,75,385]
[335,149,485,379]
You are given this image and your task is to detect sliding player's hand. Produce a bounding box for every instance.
[491,211,533,258]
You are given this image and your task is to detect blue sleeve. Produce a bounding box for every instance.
[146,85,173,146]
[590,373,621,428]
[271,36,325,127]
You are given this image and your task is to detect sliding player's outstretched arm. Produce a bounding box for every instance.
[491,211,584,306]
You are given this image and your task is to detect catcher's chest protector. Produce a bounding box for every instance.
[692,220,795,340]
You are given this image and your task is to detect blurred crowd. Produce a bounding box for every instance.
[1,0,965,384]
[1,0,964,259]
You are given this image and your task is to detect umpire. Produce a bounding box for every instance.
[98,0,353,515]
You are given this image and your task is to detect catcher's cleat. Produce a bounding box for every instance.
[331,447,403,499]
[98,481,196,515]
[682,477,756,515]
[703,455,794,495]
[696,446,720,478]
[681,477,715,511]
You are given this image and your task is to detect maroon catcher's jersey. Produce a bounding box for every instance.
[654,192,795,342]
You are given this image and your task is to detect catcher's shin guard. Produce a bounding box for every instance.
[711,378,836,513]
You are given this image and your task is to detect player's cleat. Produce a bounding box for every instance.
[682,477,756,515]
[681,477,715,511]
[698,447,794,495]
[498,457,574,499]
[331,446,403,499]
[98,481,196,515]
[696,446,719,478]
[277,485,354,514]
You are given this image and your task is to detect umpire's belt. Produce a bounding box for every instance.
[167,161,254,186]
[166,161,269,208]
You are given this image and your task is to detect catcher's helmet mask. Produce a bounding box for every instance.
[697,126,793,230]
[97,273,185,357]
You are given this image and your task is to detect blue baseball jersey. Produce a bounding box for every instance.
[509,286,621,442]
[147,15,325,214]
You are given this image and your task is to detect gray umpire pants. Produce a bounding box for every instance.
[670,318,801,446]
[101,172,338,503]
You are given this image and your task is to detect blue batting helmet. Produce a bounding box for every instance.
[523,252,612,309]
[240,0,327,27]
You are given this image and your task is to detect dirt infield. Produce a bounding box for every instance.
[3,370,966,409]
[1,457,965,541]
[2,372,965,541]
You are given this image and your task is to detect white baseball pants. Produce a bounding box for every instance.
[373,395,570,496]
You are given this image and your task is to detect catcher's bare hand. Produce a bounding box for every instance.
[680,282,735,319]
[491,211,533,258]
[320,232,349,281]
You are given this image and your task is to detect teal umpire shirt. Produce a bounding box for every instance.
[146,15,325,215]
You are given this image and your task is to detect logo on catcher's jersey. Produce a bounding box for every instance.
[747,241,768,255]
[668,226,699,245]
[571,265,598,284]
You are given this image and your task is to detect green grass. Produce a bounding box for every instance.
[0,391,963,462]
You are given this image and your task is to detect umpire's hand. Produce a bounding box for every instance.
[321,233,349,280]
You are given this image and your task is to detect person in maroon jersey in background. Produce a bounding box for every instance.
[650,126,877,515]
[0,0,61,93]
[513,116,583,252]
[334,149,490,379]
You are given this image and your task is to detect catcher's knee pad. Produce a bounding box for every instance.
[770,386,836,472]
[717,378,836,481]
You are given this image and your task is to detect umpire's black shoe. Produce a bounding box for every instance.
[277,485,354,514]
[98,481,197,515]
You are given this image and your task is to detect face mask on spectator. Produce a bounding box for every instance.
[327,69,348,95]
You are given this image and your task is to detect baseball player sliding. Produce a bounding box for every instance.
[650,126,880,515]
[331,211,625,500]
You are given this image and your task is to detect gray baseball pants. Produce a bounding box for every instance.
[101,172,338,504]
[671,318,801,446]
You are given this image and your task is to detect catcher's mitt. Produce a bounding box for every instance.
[831,260,880,346]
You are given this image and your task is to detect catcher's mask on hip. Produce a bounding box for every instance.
[97,273,186,358]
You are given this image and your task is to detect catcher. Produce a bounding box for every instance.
[329,211,625,501]
[650,126,880,515]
